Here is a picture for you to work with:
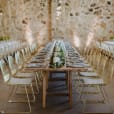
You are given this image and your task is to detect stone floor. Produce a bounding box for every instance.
[0,72,114,114]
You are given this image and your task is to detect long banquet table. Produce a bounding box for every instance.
[25,67,87,108]
[25,41,88,108]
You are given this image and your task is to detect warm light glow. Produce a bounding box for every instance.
[56,17,59,20]
[59,0,62,3]
[86,31,94,47]
[56,6,61,11]
[86,16,100,47]
[74,33,80,47]
[24,23,34,46]
[0,12,3,16]
[56,11,61,17]
[0,9,3,16]
[36,26,47,46]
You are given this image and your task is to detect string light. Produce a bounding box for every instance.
[0,9,3,16]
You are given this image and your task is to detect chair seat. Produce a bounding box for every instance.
[81,63,90,67]
[79,72,97,77]
[15,72,33,78]
[73,63,90,67]
[82,77,105,85]
[21,68,36,73]
[87,67,93,71]
[8,77,33,85]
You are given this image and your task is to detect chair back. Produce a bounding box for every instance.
[102,57,114,84]
[29,43,37,54]
[15,51,24,69]
[96,51,108,75]
[21,48,27,62]
[93,48,102,69]
[7,55,17,75]
[87,47,94,63]
[86,48,91,63]
[21,47,31,62]
[25,47,31,59]
[0,59,10,82]
[91,47,99,66]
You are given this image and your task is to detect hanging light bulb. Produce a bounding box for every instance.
[0,8,3,16]
[56,6,61,11]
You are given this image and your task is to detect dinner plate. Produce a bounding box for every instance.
[26,63,44,68]
[66,64,85,68]
[31,58,44,61]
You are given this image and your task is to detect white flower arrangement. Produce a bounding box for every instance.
[53,56,60,63]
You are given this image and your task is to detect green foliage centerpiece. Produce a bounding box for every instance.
[0,36,10,41]
[50,41,65,68]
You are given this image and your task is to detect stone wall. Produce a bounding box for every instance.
[52,0,114,47]
[0,0,49,46]
[0,0,114,47]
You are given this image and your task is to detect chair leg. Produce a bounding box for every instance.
[8,84,35,103]
[99,86,107,103]
[0,85,32,114]
[36,72,42,87]
[83,85,105,103]
[14,72,38,95]
[34,74,39,93]
[30,84,35,102]
[8,85,18,102]
[82,99,87,113]
[74,72,83,94]
[8,85,17,103]
[0,86,13,114]
[74,78,82,94]
[25,85,31,113]
[79,85,85,100]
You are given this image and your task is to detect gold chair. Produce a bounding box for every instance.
[95,50,109,75]
[29,43,38,55]
[79,57,114,113]
[91,48,102,68]
[20,47,30,63]
[7,51,39,94]
[14,50,40,93]
[0,58,35,113]
[78,51,109,95]
[79,48,105,78]
[19,46,44,89]
[7,54,33,79]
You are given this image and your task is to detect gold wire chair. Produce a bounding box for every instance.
[0,58,35,113]
[14,50,40,93]
[79,56,114,113]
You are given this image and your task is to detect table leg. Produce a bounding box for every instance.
[65,71,68,87]
[68,71,72,107]
[42,72,47,108]
[46,71,49,89]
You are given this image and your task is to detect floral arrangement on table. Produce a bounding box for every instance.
[110,36,114,40]
[0,36,10,41]
[50,41,65,68]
